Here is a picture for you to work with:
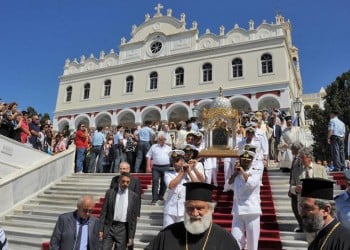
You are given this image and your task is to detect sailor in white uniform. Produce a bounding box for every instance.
[163,149,204,228]
[236,125,266,181]
[229,150,262,250]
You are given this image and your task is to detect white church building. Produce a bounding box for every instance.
[53,4,303,131]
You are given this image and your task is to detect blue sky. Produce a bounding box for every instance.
[1,0,349,118]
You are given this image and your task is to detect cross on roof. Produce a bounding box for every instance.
[154,3,164,15]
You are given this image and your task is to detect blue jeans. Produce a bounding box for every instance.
[331,136,345,171]
[75,148,86,173]
[89,145,103,173]
[113,145,122,173]
[134,141,151,173]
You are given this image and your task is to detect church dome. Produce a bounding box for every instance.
[210,88,232,109]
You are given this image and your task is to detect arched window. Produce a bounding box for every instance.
[261,53,273,74]
[202,63,212,82]
[150,72,158,90]
[126,76,134,93]
[232,58,243,78]
[66,86,72,102]
[83,83,90,99]
[175,67,184,86]
[292,57,298,69]
[104,80,111,96]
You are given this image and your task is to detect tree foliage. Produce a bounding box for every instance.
[310,70,350,161]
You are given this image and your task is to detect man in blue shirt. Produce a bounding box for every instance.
[50,195,100,250]
[327,110,346,171]
[134,121,155,173]
[335,171,350,230]
[89,126,106,173]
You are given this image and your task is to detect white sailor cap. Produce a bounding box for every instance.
[169,150,185,159]
[182,144,198,152]
[240,150,256,160]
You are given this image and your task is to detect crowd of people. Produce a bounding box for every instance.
[3,101,350,250]
[0,100,70,155]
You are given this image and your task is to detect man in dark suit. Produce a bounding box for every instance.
[110,161,141,219]
[99,172,139,250]
[269,116,282,162]
[50,195,100,250]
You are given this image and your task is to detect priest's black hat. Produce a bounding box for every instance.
[184,182,216,202]
[301,178,335,200]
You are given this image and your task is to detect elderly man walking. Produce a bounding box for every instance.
[50,195,100,250]
[146,132,172,205]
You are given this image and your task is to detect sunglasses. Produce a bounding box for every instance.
[82,208,93,213]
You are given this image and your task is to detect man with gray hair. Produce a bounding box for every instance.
[50,195,100,250]
[146,132,172,205]
[299,178,350,249]
[145,182,239,249]
[289,147,328,242]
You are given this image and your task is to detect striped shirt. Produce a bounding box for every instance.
[0,228,8,250]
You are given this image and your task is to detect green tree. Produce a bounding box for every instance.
[26,106,38,117]
[310,70,350,161]
[40,113,51,125]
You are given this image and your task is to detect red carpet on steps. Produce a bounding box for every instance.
[330,172,347,190]
[42,171,282,250]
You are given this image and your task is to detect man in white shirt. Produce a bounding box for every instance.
[146,132,172,205]
[163,150,203,228]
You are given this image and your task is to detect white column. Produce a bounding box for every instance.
[112,111,118,126]
[160,104,168,121]
[250,93,258,111]
[135,107,142,124]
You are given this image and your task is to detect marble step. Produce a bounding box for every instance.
[5,214,58,224]
[6,235,44,250]
[0,219,54,231]
[280,231,306,241]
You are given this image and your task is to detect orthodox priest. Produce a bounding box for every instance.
[299,178,350,250]
[145,182,239,250]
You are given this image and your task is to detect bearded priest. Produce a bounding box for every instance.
[145,182,239,250]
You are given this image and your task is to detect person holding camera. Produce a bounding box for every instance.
[163,150,204,228]
[229,149,261,250]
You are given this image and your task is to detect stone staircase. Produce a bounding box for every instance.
[1,173,162,250]
[268,168,308,250]
[2,166,345,250]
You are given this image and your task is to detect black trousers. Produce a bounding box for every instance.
[152,165,169,201]
[290,193,303,230]
[102,222,127,250]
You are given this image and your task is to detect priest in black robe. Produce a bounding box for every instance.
[145,182,239,250]
[299,178,350,250]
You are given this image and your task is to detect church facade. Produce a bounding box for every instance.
[53,4,303,131]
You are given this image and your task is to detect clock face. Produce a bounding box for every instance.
[150,41,163,54]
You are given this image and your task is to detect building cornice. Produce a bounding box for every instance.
[59,36,286,83]
[54,81,288,117]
